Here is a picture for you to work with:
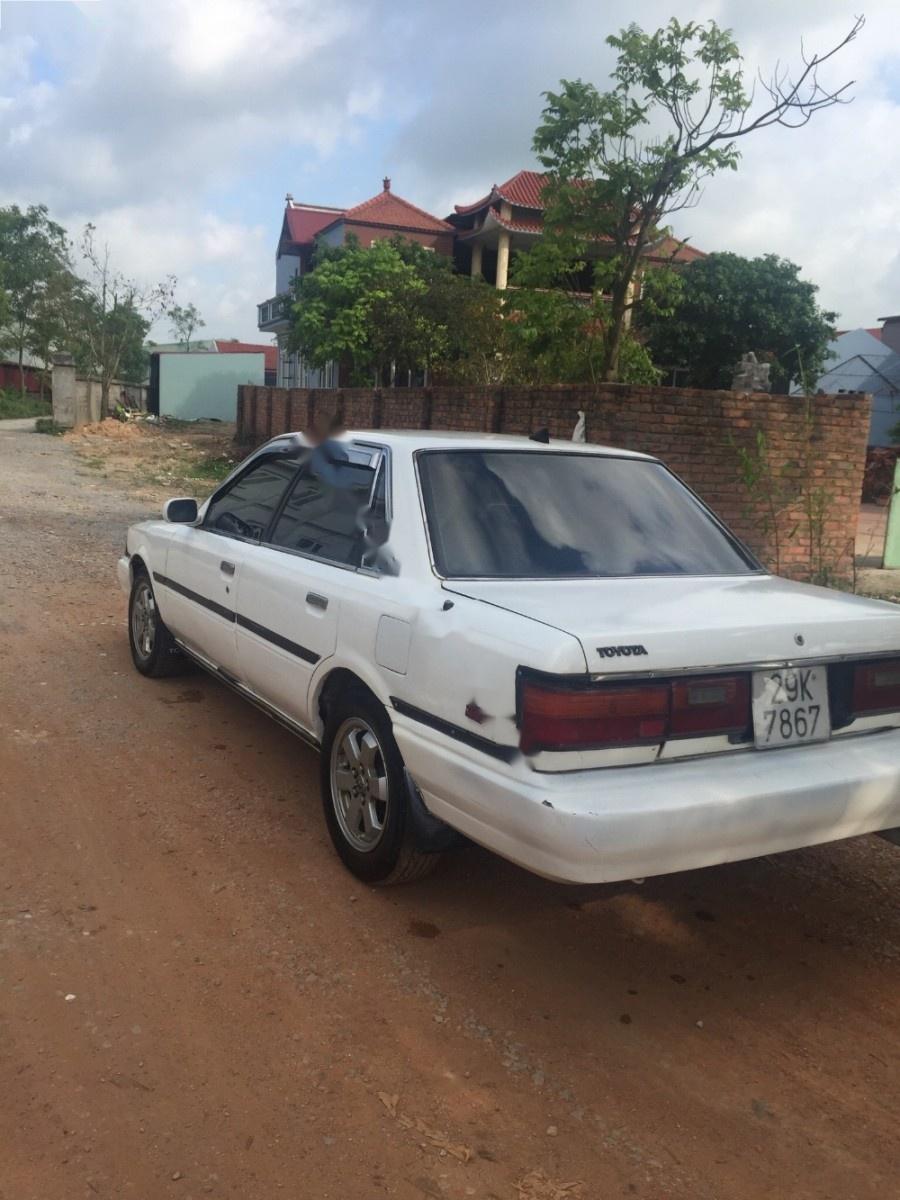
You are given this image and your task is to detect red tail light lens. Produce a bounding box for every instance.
[520,680,669,754]
[519,672,753,755]
[852,658,900,716]
[670,674,751,738]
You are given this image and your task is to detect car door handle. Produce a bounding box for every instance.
[220,560,236,576]
[306,592,328,611]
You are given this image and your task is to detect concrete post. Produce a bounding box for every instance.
[496,232,511,290]
[884,460,900,569]
[51,354,77,428]
[470,242,483,279]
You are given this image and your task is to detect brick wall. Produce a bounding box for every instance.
[236,383,872,581]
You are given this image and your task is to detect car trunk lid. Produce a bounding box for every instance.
[444,575,900,674]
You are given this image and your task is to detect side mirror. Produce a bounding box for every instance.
[163,497,199,524]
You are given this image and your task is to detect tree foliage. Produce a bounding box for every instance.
[0,205,72,395]
[639,252,836,392]
[533,15,861,381]
[78,224,174,410]
[168,302,205,351]
[290,237,505,385]
[506,237,674,384]
[26,268,84,397]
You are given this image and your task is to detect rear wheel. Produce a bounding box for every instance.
[320,690,439,885]
[128,569,187,677]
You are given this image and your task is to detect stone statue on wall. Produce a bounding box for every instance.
[732,352,771,393]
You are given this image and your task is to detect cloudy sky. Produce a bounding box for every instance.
[0,0,896,342]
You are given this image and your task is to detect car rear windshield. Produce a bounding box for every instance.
[417,450,758,579]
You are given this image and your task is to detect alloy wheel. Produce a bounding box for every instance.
[330,717,389,852]
[131,578,157,661]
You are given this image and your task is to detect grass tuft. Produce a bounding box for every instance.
[35,417,66,436]
[0,389,53,420]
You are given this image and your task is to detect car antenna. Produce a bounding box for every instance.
[529,427,550,443]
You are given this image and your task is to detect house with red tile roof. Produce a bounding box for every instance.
[257,179,454,388]
[257,171,703,387]
[447,169,704,289]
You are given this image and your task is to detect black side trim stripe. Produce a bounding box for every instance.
[154,572,233,621]
[236,613,319,664]
[153,572,320,666]
[390,697,519,763]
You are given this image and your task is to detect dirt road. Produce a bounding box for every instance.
[1,424,898,1200]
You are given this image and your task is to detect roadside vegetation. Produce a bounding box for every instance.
[0,206,197,413]
[0,387,51,419]
[34,417,65,435]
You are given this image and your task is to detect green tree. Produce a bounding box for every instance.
[0,204,72,397]
[26,268,84,400]
[290,237,505,385]
[533,16,860,381]
[505,236,670,384]
[639,252,836,392]
[391,239,508,384]
[168,301,205,351]
[78,224,174,414]
[106,301,151,384]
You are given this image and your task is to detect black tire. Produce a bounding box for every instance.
[320,688,440,885]
[128,568,188,678]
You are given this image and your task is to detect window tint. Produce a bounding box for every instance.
[270,446,377,566]
[417,450,757,579]
[204,456,297,541]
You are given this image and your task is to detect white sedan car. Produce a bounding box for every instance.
[118,430,900,885]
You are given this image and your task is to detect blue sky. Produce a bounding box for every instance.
[1,0,899,342]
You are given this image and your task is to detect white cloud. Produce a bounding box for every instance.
[0,0,899,338]
[64,201,272,341]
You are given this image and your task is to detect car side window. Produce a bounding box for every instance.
[269,447,377,567]
[204,456,298,542]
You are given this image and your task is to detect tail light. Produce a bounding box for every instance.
[852,658,900,716]
[519,680,668,754]
[519,673,751,754]
[670,675,750,737]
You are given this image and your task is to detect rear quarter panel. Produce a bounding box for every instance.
[399,594,588,753]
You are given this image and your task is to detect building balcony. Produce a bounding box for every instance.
[257,295,291,332]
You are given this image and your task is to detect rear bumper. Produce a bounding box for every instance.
[394,720,900,884]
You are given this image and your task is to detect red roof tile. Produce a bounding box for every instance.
[284,204,346,246]
[215,340,278,373]
[488,207,544,234]
[644,236,706,264]
[496,170,548,210]
[336,187,454,233]
[454,170,548,215]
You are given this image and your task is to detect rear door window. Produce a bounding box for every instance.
[269,446,378,567]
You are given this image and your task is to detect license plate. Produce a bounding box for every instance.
[752,666,831,749]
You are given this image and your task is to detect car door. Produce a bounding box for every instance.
[234,443,383,728]
[160,453,300,676]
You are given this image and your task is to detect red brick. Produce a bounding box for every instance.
[238,383,870,581]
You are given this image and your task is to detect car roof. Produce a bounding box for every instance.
[279,428,657,461]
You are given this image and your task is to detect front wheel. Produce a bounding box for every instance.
[128,570,188,677]
[320,691,439,885]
